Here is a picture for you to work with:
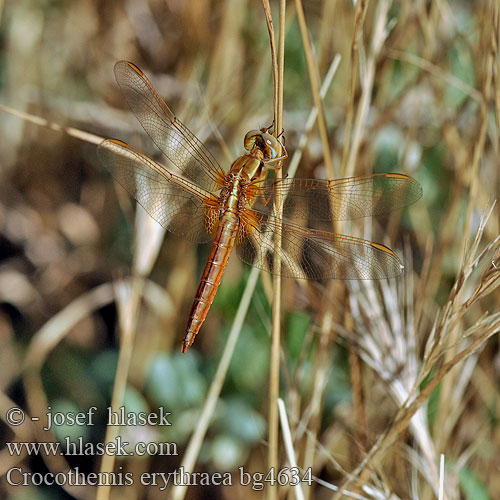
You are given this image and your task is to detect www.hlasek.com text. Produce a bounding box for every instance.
[7,436,178,457]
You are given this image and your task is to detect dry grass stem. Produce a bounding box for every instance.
[277,398,305,500]
[171,267,261,500]
[0,103,104,145]
[260,1,286,498]
[341,0,369,178]
[295,0,333,178]
[345,0,392,177]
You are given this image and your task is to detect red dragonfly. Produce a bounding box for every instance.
[98,61,422,353]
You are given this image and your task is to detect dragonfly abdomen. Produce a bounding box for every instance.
[181,215,239,352]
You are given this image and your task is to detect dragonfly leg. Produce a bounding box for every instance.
[261,121,275,134]
[264,148,288,165]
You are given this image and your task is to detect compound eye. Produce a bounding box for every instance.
[244,130,260,151]
[262,132,279,159]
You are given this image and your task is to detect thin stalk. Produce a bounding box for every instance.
[287,54,341,179]
[301,294,334,500]
[293,6,346,490]
[261,0,279,124]
[22,284,114,498]
[462,45,492,261]
[341,0,369,178]
[0,103,103,145]
[345,0,391,177]
[278,399,305,500]
[295,0,333,178]
[439,454,445,500]
[171,267,261,500]
[386,49,483,103]
[294,16,342,478]
[261,1,286,499]
[96,277,144,500]
[285,55,341,500]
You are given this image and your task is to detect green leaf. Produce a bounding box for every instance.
[145,352,206,410]
[459,467,490,500]
[285,311,310,362]
[214,398,266,445]
[50,399,91,444]
[210,434,246,469]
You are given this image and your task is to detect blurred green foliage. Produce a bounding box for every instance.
[459,467,491,500]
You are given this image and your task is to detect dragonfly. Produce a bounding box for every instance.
[98,61,422,353]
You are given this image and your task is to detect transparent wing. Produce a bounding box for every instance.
[98,139,219,243]
[236,211,404,280]
[253,173,422,221]
[113,60,225,193]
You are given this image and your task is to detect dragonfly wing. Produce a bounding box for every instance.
[113,60,225,193]
[98,139,219,243]
[236,210,404,280]
[253,173,422,221]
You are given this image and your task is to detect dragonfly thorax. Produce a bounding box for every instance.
[218,170,252,216]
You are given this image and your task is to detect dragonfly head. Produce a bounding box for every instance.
[244,129,280,161]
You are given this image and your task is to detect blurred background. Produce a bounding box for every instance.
[0,0,499,499]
